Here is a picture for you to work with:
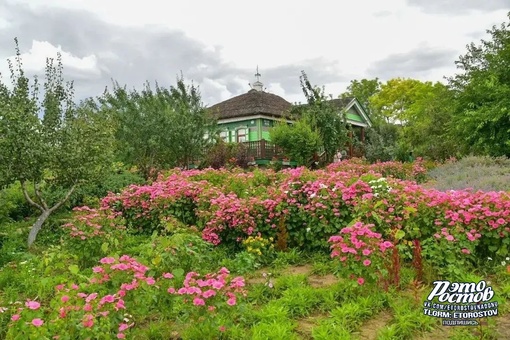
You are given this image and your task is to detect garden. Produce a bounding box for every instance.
[1,157,509,339]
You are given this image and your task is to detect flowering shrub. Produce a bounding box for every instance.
[2,256,246,339]
[62,160,509,272]
[329,222,394,288]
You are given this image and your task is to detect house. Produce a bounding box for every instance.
[207,69,372,165]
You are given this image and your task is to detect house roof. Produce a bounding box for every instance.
[207,89,292,120]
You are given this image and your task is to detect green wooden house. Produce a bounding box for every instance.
[207,70,372,165]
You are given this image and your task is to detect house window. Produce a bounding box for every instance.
[220,130,229,142]
[237,128,248,142]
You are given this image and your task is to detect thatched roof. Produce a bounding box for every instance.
[208,89,292,120]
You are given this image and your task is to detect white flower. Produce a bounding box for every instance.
[319,183,327,189]
[309,193,316,199]
[506,257,509,261]
[488,257,493,261]
[502,261,507,266]
[306,227,311,233]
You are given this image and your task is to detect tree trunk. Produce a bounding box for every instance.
[27,210,51,247]
[22,181,77,248]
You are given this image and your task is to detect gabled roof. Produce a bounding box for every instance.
[208,89,292,120]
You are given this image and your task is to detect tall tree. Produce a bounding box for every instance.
[100,77,215,179]
[370,78,433,125]
[0,39,115,246]
[448,12,510,157]
[294,71,350,163]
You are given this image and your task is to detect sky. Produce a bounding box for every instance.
[0,0,508,106]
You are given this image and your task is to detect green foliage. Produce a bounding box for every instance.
[0,39,115,246]
[364,122,400,162]
[294,71,350,163]
[0,182,36,223]
[448,13,510,157]
[270,120,320,166]
[100,76,215,178]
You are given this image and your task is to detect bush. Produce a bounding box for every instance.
[426,155,510,191]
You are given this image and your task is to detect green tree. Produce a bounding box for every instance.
[370,78,433,124]
[294,71,350,163]
[0,39,115,247]
[100,77,215,178]
[448,12,510,157]
[341,78,381,117]
[400,82,459,160]
[270,120,321,166]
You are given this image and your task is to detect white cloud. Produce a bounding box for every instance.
[5,40,101,80]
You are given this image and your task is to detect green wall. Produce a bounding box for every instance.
[217,118,277,142]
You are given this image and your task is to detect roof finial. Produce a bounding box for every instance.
[252,66,264,92]
[255,65,261,82]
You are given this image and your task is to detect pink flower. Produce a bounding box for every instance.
[145,277,156,285]
[219,325,226,332]
[119,323,129,332]
[357,277,365,285]
[100,295,115,304]
[363,259,371,266]
[25,300,40,310]
[227,297,236,306]
[117,334,126,339]
[100,257,116,264]
[11,314,20,321]
[445,235,455,241]
[55,284,65,291]
[162,273,174,279]
[167,287,176,294]
[83,304,92,312]
[61,295,69,303]
[202,289,216,298]
[92,266,104,273]
[82,315,94,328]
[461,248,471,254]
[362,249,371,256]
[31,318,44,327]
[193,298,205,306]
[116,299,126,310]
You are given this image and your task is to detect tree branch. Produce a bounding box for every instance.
[33,182,48,210]
[21,181,45,212]
[49,183,77,214]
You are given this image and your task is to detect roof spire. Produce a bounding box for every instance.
[252,66,263,92]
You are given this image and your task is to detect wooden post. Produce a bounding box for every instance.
[260,139,266,159]
[361,127,365,143]
[349,131,353,158]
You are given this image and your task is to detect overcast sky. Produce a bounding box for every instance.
[0,0,508,106]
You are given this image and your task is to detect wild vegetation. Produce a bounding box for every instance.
[0,12,509,340]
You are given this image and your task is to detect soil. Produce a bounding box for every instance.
[356,310,393,340]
